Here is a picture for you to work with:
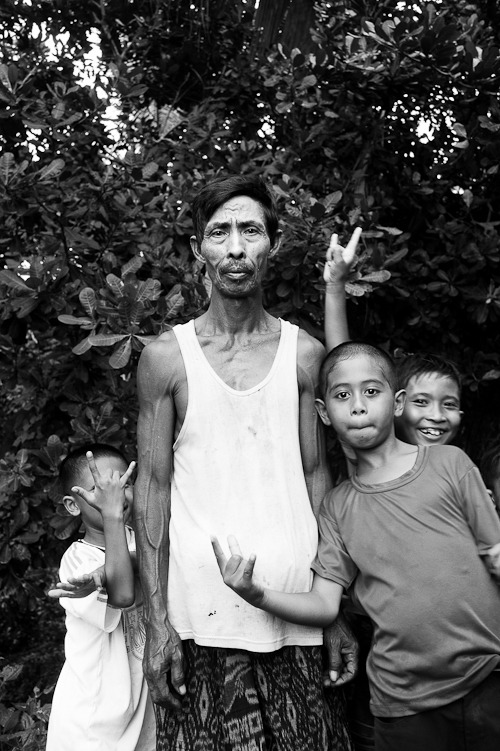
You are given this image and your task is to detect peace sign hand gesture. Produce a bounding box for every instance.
[211,535,264,607]
[71,451,135,522]
[323,227,362,286]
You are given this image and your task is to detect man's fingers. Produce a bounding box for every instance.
[243,554,257,579]
[227,535,243,557]
[170,644,186,697]
[343,226,362,264]
[120,460,136,487]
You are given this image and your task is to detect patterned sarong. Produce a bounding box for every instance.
[156,641,352,751]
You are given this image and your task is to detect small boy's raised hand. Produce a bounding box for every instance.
[211,535,264,607]
[48,566,106,599]
[323,227,362,286]
[71,451,135,520]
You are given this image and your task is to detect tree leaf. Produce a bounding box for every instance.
[109,336,132,369]
[58,314,94,325]
[79,287,96,316]
[72,336,93,355]
[37,158,65,182]
[0,152,15,185]
[0,269,31,290]
[106,274,124,297]
[89,333,127,346]
[121,255,144,278]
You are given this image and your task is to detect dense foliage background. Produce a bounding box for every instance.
[1,0,499,746]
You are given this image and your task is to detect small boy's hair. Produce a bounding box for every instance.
[319,342,397,398]
[395,353,462,394]
[59,443,127,495]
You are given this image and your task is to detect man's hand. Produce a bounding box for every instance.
[323,227,362,287]
[143,621,186,710]
[323,613,359,688]
[211,535,264,607]
[48,566,106,599]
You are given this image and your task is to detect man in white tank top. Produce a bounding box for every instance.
[135,175,356,750]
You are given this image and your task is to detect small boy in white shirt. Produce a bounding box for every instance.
[46,444,155,751]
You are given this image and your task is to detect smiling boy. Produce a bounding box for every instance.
[213,342,500,751]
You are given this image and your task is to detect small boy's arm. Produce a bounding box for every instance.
[71,452,136,608]
[211,535,342,627]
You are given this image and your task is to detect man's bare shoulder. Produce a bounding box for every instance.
[137,329,184,387]
[297,328,325,367]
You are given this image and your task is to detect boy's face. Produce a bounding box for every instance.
[316,354,404,452]
[68,455,134,532]
[395,373,462,446]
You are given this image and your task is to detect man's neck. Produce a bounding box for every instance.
[196,289,278,337]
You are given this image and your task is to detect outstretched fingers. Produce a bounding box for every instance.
[343,226,362,265]
[85,450,100,482]
[120,460,136,487]
[211,536,228,574]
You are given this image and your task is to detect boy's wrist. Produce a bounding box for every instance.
[325,280,347,293]
[101,509,125,525]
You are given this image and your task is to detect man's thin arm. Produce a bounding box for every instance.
[297,332,332,518]
[134,338,185,707]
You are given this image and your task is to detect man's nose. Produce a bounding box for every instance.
[227,230,245,258]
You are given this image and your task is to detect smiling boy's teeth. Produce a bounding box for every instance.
[421,428,444,436]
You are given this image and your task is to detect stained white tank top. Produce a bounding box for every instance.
[167,318,322,651]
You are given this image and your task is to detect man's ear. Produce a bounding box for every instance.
[63,495,81,517]
[190,235,204,264]
[315,398,332,426]
[269,229,282,258]
[394,389,406,417]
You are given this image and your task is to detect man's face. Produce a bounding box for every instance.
[316,355,403,452]
[190,195,281,298]
[394,373,462,446]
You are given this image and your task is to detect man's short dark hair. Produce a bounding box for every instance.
[58,443,127,495]
[395,353,462,394]
[191,175,280,246]
[319,342,397,399]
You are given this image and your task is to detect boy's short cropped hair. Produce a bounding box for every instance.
[319,341,397,399]
[191,175,280,246]
[395,353,462,393]
[59,443,128,495]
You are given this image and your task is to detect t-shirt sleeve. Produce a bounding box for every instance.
[311,494,358,589]
[58,543,122,633]
[458,461,500,554]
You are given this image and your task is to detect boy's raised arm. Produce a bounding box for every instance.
[134,337,186,709]
[324,228,361,352]
[212,535,343,628]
